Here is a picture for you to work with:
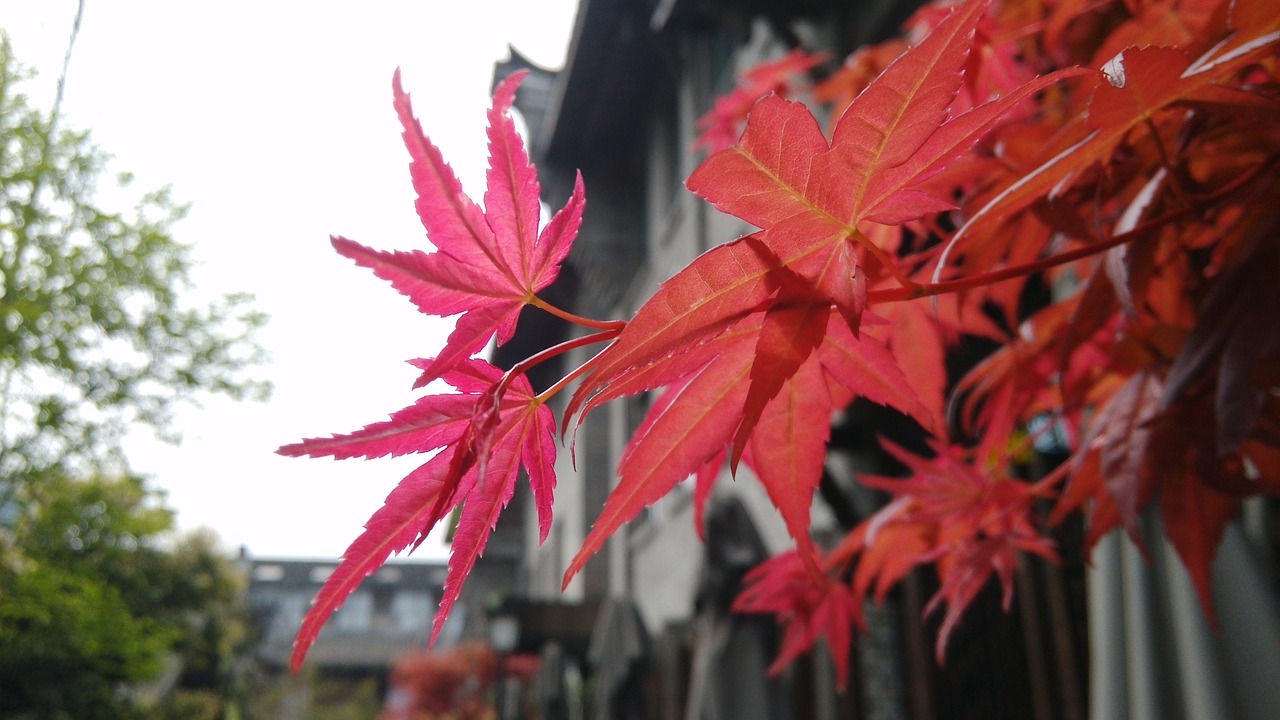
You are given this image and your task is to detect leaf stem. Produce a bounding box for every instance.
[529,295,627,332]
[535,338,615,406]
[1142,117,1191,205]
[492,329,621,405]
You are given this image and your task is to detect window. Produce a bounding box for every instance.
[253,564,284,582]
[332,591,372,632]
[393,591,435,633]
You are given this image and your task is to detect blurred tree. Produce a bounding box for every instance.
[0,22,268,720]
[0,32,268,491]
[0,475,257,719]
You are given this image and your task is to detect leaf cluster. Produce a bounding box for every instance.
[382,642,499,719]
[283,0,1280,676]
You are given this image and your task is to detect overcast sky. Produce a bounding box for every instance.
[1,1,579,560]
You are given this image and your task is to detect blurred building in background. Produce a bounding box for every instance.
[245,555,455,673]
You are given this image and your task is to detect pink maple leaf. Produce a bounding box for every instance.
[279,68,576,672]
[734,550,861,690]
[333,69,584,386]
[694,49,827,153]
[279,359,555,672]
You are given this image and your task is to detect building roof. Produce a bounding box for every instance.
[247,557,447,591]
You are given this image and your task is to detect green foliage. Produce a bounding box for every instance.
[0,34,268,487]
[239,669,383,720]
[0,475,255,719]
[148,690,225,720]
[0,32,267,720]
[0,550,170,717]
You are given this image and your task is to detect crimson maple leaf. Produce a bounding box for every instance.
[279,360,555,672]
[758,439,1059,665]
[736,438,1058,673]
[280,69,574,672]
[334,68,584,386]
[734,551,861,690]
[565,307,929,584]
[564,0,1076,585]
[694,49,826,153]
[853,440,1057,660]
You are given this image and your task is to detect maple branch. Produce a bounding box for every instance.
[869,159,1274,305]
[852,228,922,294]
[869,233,1133,303]
[529,295,627,332]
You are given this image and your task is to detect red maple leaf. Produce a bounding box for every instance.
[734,551,861,690]
[333,69,584,386]
[837,440,1056,662]
[279,360,555,672]
[280,69,573,672]
[565,0,1081,585]
[573,0,1003,421]
[564,307,930,583]
[738,438,1058,671]
[694,49,827,153]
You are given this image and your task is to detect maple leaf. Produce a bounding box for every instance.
[566,305,923,566]
[875,288,1000,437]
[278,69,578,673]
[279,359,555,672]
[575,0,1008,416]
[951,303,1065,451]
[734,551,861,689]
[565,305,931,586]
[1144,394,1247,621]
[1091,369,1163,541]
[740,438,1057,671]
[926,532,1055,659]
[694,49,826,153]
[843,439,1057,660]
[334,69,585,386]
[684,0,1084,327]
[687,0,993,307]
[563,319,757,585]
[937,31,1280,277]
[1163,235,1280,455]
[565,0,1084,586]
[1050,448,1122,553]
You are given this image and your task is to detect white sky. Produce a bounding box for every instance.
[1,1,580,560]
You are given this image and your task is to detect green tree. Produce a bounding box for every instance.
[0,28,268,720]
[0,33,267,489]
[151,529,259,720]
[0,475,256,719]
